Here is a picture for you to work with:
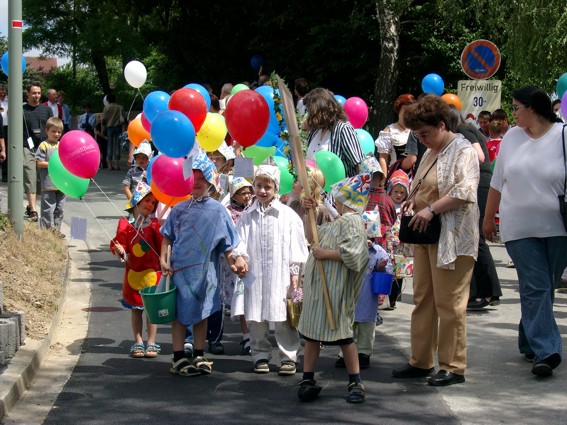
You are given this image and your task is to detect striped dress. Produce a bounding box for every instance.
[298,214,370,342]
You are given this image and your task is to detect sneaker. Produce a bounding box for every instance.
[193,356,213,375]
[297,378,322,402]
[278,361,297,376]
[184,340,194,357]
[208,341,225,355]
[383,304,396,311]
[240,338,251,355]
[556,279,567,293]
[254,360,270,374]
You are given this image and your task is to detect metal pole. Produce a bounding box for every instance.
[7,0,24,237]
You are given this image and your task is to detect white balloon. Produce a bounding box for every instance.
[124,60,147,88]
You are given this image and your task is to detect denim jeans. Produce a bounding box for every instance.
[106,125,122,161]
[505,237,567,364]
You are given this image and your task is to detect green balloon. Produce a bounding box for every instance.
[278,165,294,195]
[231,83,250,95]
[243,145,276,166]
[315,150,346,191]
[48,151,90,198]
[273,155,289,169]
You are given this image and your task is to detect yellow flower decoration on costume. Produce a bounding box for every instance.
[127,269,158,291]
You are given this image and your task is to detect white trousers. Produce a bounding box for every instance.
[249,321,300,364]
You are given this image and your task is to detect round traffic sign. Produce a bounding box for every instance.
[461,40,501,80]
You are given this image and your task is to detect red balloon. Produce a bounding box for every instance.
[224,90,270,147]
[168,88,207,133]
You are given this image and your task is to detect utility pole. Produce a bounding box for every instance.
[8,0,24,237]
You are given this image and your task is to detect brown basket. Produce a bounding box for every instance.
[286,299,302,329]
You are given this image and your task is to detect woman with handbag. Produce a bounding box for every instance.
[391,95,479,387]
[483,86,566,377]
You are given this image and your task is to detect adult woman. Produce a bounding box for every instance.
[303,88,365,178]
[446,105,502,309]
[483,86,566,377]
[101,93,125,170]
[391,95,479,386]
[375,94,416,176]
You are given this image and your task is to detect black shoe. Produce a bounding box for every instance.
[358,353,370,369]
[297,378,322,402]
[208,341,224,355]
[392,364,434,378]
[335,356,346,368]
[467,298,490,310]
[532,353,561,377]
[427,370,465,386]
[522,353,535,363]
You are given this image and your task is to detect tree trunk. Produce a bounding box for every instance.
[91,51,111,94]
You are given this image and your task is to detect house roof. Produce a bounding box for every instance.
[25,56,58,74]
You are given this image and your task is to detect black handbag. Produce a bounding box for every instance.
[398,158,441,244]
[559,124,567,231]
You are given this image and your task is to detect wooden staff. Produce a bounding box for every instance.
[276,75,335,330]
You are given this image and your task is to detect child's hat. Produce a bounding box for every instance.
[230,177,253,198]
[255,157,280,190]
[359,155,384,176]
[193,150,220,192]
[217,141,236,161]
[330,172,372,214]
[125,181,153,211]
[388,169,410,192]
[361,210,381,238]
[133,141,152,159]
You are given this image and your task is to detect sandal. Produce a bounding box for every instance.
[145,343,161,358]
[297,378,322,402]
[170,357,200,377]
[193,356,213,375]
[347,381,366,404]
[130,343,145,358]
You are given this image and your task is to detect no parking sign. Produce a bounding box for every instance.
[461,40,501,80]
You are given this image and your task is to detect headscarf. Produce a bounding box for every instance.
[133,141,152,159]
[359,155,384,176]
[388,169,410,192]
[254,157,281,191]
[330,172,371,214]
[193,150,220,192]
[125,181,154,211]
[230,176,253,198]
[217,141,236,161]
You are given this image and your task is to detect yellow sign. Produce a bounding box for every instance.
[457,80,502,123]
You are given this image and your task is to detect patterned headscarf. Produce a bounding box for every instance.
[125,181,154,211]
[254,157,280,190]
[359,155,384,176]
[230,177,253,198]
[330,172,371,214]
[193,150,220,192]
[388,169,410,193]
[217,141,236,161]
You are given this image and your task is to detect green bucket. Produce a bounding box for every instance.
[139,284,177,324]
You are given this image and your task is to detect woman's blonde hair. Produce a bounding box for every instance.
[300,167,325,206]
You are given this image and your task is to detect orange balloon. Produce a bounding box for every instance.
[150,181,191,207]
[441,93,462,111]
[128,115,151,147]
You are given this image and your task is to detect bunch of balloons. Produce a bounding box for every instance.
[48,131,100,198]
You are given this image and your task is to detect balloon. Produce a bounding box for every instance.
[275,138,288,157]
[150,110,196,158]
[184,83,211,111]
[243,145,276,166]
[127,115,151,147]
[1,52,26,76]
[169,88,207,133]
[255,132,278,148]
[278,165,294,195]
[146,153,161,185]
[255,86,286,135]
[561,91,567,120]
[231,84,250,95]
[224,90,270,147]
[305,159,318,169]
[334,95,346,106]
[273,155,289,169]
[151,155,195,197]
[315,150,346,191]
[250,54,264,71]
[48,151,90,198]
[58,130,100,179]
[421,73,445,96]
[441,93,463,111]
[123,60,147,88]
[143,91,170,123]
[140,112,151,133]
[196,113,228,152]
[556,73,567,99]
[344,97,368,129]
[355,129,375,156]
[150,181,190,207]
[491,158,496,173]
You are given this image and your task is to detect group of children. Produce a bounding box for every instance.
[109,142,412,405]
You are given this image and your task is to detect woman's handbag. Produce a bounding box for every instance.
[399,158,441,244]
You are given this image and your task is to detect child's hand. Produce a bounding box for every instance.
[376,259,388,270]
[232,256,248,278]
[287,275,299,298]
[303,197,315,210]
[113,243,125,258]
[160,258,173,276]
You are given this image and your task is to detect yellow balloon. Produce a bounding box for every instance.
[196,112,228,152]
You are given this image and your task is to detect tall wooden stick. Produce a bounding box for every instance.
[276,75,335,330]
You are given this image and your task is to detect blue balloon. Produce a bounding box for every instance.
[355,129,375,156]
[143,91,170,123]
[184,83,211,111]
[250,54,264,72]
[334,95,346,105]
[1,51,26,77]
[255,86,287,135]
[256,131,278,148]
[421,73,445,96]
[150,110,195,158]
[275,138,288,157]
[146,153,162,185]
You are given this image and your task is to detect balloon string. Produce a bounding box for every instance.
[91,178,128,218]
[80,197,115,241]
[126,89,144,122]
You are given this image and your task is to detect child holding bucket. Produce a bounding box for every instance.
[160,151,247,377]
[110,181,163,358]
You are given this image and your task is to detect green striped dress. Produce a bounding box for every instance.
[298,213,370,342]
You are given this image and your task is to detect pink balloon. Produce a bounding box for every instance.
[151,155,195,197]
[141,112,151,133]
[305,159,318,169]
[561,91,567,120]
[344,97,368,129]
[58,130,100,178]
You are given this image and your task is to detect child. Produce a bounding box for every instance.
[385,169,410,310]
[160,151,247,377]
[237,158,308,376]
[297,173,371,403]
[122,141,151,199]
[225,177,254,354]
[288,167,334,226]
[110,182,163,358]
[35,117,66,237]
[486,121,503,164]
